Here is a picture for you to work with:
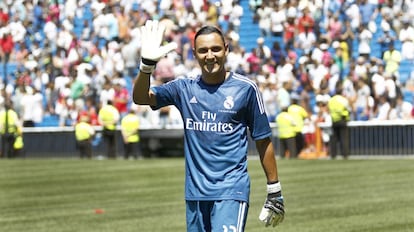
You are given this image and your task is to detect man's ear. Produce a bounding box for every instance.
[225,43,230,55]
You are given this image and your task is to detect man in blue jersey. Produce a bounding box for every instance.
[133,20,285,231]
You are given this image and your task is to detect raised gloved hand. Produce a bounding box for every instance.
[139,20,178,74]
[259,181,285,227]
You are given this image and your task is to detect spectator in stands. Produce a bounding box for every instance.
[44,82,59,116]
[98,100,120,159]
[254,37,271,65]
[359,0,377,26]
[270,41,285,68]
[354,56,369,80]
[112,78,129,117]
[399,18,414,61]
[70,74,85,101]
[116,5,130,43]
[121,36,140,78]
[354,78,371,121]
[385,72,398,107]
[295,24,317,54]
[0,0,412,128]
[19,86,36,127]
[277,80,292,111]
[297,6,315,35]
[373,93,391,120]
[327,13,342,42]
[377,22,397,58]
[343,0,360,31]
[246,47,261,74]
[32,1,45,31]
[357,23,373,60]
[261,79,278,121]
[206,1,219,26]
[283,15,296,49]
[0,27,13,80]
[99,80,115,108]
[340,20,355,60]
[256,2,272,37]
[371,61,387,99]
[332,41,346,80]
[389,94,413,120]
[382,42,402,76]
[228,1,243,33]
[270,3,285,38]
[153,55,175,83]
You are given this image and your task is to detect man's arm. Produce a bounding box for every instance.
[256,137,279,183]
[256,137,285,227]
[132,20,177,106]
[132,71,156,106]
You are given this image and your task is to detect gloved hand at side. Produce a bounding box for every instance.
[259,181,285,227]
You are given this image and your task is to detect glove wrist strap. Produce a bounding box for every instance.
[267,181,282,194]
[139,60,155,74]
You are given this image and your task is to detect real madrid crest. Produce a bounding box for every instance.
[223,96,234,109]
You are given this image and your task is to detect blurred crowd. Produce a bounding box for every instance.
[0,0,413,129]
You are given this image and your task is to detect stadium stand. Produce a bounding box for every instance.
[0,0,412,130]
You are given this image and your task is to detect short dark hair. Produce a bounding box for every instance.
[194,26,226,46]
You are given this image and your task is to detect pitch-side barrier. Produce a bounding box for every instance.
[17,121,414,158]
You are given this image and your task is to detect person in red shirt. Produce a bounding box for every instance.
[0,30,13,58]
[113,79,129,116]
[283,17,296,49]
[0,8,9,26]
[297,7,315,34]
[0,29,14,81]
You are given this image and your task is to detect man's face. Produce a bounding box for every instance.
[193,33,228,77]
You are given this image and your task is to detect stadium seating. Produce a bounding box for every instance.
[35,114,60,127]
[0,62,17,79]
[399,60,413,85]
[237,0,263,51]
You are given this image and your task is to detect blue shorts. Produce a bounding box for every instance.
[186,200,249,232]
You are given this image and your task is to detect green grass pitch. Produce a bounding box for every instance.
[0,157,413,232]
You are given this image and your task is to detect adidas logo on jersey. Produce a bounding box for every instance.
[190,96,198,103]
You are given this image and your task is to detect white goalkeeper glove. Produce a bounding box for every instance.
[259,181,285,227]
[139,20,178,74]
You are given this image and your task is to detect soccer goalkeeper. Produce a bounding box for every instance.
[133,20,285,231]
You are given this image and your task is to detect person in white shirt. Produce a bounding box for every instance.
[389,95,413,120]
[374,94,391,120]
[270,3,286,38]
[399,19,414,60]
[357,24,373,60]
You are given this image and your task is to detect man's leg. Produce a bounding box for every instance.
[211,200,248,232]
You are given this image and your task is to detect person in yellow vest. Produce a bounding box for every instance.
[382,43,401,76]
[287,92,309,157]
[0,101,20,158]
[98,100,120,159]
[328,84,351,159]
[13,126,24,157]
[75,114,95,159]
[275,105,297,158]
[121,107,142,159]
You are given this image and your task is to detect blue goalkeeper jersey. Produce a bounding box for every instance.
[151,72,272,202]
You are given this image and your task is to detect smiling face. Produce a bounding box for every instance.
[193,28,229,84]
